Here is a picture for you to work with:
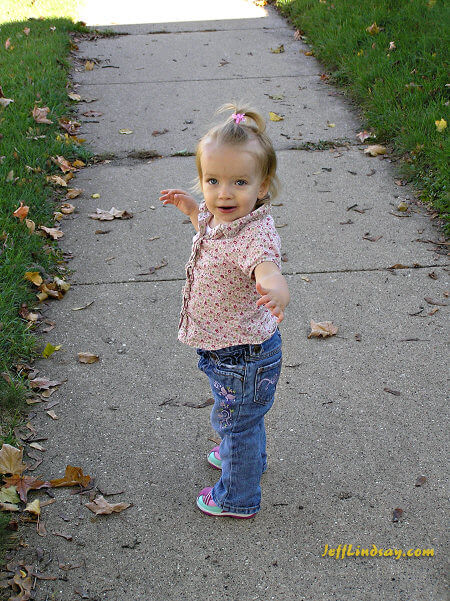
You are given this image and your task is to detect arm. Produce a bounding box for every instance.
[159,189,200,232]
[254,261,290,324]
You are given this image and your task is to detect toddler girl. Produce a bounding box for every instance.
[159,103,290,518]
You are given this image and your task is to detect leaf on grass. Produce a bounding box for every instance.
[366,22,381,35]
[32,106,53,124]
[58,118,81,136]
[0,444,27,475]
[42,343,61,358]
[435,118,447,132]
[50,465,91,488]
[13,202,29,222]
[51,155,74,173]
[307,320,338,339]
[40,226,63,239]
[0,96,14,107]
[88,207,133,220]
[0,486,20,504]
[68,92,82,101]
[25,219,36,234]
[364,144,386,156]
[24,271,43,287]
[24,499,40,516]
[356,130,373,142]
[77,352,99,364]
[47,174,67,187]
[85,495,131,515]
[3,475,50,502]
[270,44,284,53]
[269,111,284,122]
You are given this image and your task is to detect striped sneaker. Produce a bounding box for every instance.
[196,487,256,518]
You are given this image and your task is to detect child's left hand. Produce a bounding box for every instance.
[255,281,286,324]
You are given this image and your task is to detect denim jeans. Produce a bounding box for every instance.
[196,327,282,515]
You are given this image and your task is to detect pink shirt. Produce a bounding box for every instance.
[178,201,282,350]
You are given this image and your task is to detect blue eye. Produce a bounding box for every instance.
[236,180,247,186]
[207,178,218,185]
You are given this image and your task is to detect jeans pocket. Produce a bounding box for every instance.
[254,356,281,405]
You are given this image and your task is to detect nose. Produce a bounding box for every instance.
[218,184,232,199]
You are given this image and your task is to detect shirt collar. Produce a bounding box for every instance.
[198,201,271,239]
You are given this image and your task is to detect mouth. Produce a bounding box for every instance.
[218,206,237,213]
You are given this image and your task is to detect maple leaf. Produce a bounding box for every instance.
[307,320,338,338]
[50,465,91,488]
[85,495,131,515]
[13,202,29,222]
[3,475,50,502]
[32,106,53,124]
[0,444,27,476]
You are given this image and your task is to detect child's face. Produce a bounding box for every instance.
[200,141,270,225]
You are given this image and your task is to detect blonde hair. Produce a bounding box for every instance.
[193,102,280,206]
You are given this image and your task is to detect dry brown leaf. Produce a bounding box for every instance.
[40,226,63,240]
[307,320,338,339]
[50,465,91,488]
[13,202,29,222]
[58,118,81,136]
[9,569,33,600]
[66,188,83,199]
[47,174,67,187]
[32,106,53,124]
[364,144,386,156]
[72,159,85,168]
[85,60,95,70]
[29,376,62,390]
[270,44,284,53]
[0,444,27,476]
[25,219,35,234]
[51,155,74,173]
[46,410,59,420]
[85,495,131,515]
[88,207,133,220]
[366,22,381,35]
[24,498,41,516]
[68,92,81,101]
[415,475,427,487]
[59,202,75,214]
[3,475,50,502]
[0,502,20,511]
[77,352,99,364]
[24,271,43,287]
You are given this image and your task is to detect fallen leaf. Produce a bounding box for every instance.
[119,128,133,134]
[388,263,409,270]
[40,226,63,239]
[389,41,396,51]
[0,96,14,107]
[32,106,53,124]
[0,502,20,512]
[364,144,386,156]
[397,201,408,211]
[42,343,61,358]
[383,387,401,396]
[66,188,83,199]
[50,466,91,489]
[46,410,59,420]
[3,475,50,502]
[85,495,131,515]
[72,159,85,168]
[435,118,447,132]
[85,60,95,70]
[6,169,15,182]
[71,301,94,311]
[392,507,403,522]
[58,118,81,136]
[218,58,230,66]
[13,202,29,222]
[25,219,35,233]
[24,499,41,516]
[29,377,61,390]
[77,352,99,364]
[91,193,100,199]
[300,275,310,282]
[0,486,20,504]
[415,475,427,487]
[366,22,381,35]
[59,202,75,214]
[47,174,67,187]
[51,155,74,173]
[82,110,103,117]
[307,320,338,338]
[29,442,46,452]
[269,111,284,122]
[424,297,447,306]
[356,130,373,142]
[268,94,284,100]
[24,272,43,287]
[52,531,72,540]
[152,128,169,136]
[303,50,314,56]
[270,44,284,53]
[37,519,47,536]
[294,29,303,40]
[68,92,82,101]
[88,207,133,220]
[183,398,215,409]
[136,258,168,276]
[0,444,27,475]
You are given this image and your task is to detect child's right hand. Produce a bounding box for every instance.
[159,189,198,217]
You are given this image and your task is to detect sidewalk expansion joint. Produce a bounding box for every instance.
[69,263,448,287]
[79,73,320,86]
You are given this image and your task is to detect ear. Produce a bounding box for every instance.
[257,177,270,200]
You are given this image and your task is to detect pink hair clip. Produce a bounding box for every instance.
[232,113,246,124]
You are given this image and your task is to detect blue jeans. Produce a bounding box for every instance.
[196,327,282,515]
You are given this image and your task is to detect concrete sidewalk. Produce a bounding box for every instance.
[21,2,447,600]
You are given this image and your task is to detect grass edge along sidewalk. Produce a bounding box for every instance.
[0,1,95,575]
[275,0,449,233]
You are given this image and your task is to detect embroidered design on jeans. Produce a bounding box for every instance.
[257,374,279,400]
[213,380,236,429]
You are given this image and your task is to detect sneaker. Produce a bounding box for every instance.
[196,487,256,519]
[207,447,267,473]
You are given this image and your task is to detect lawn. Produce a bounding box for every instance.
[275,0,449,231]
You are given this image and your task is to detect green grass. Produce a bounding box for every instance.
[276,0,449,231]
[0,0,91,574]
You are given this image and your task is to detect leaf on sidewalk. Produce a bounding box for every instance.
[77,352,99,364]
[307,320,338,339]
[85,495,131,515]
[50,465,91,488]
[3,475,50,502]
[270,44,284,53]
[269,111,284,122]
[88,207,133,220]
[0,444,27,475]
[42,343,61,358]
